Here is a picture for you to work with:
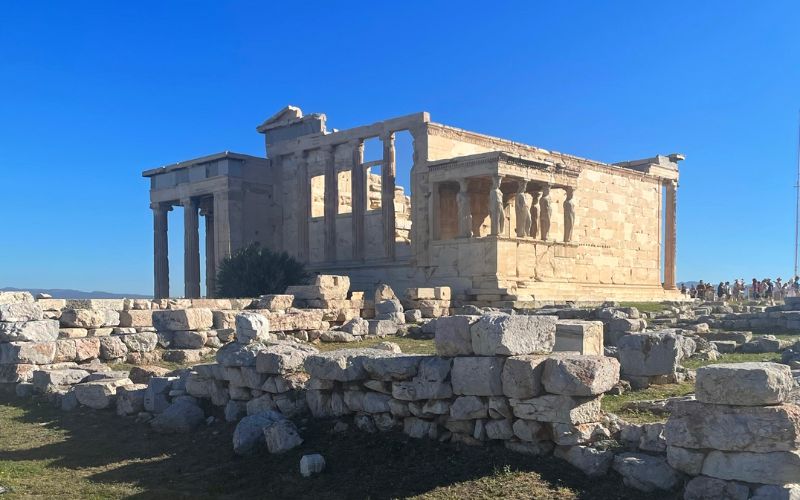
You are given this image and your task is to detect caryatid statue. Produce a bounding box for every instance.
[564,187,575,242]
[457,179,472,238]
[529,188,541,239]
[539,184,552,241]
[514,180,532,237]
[489,176,505,236]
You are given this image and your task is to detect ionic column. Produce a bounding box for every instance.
[563,187,575,243]
[200,201,215,298]
[351,140,366,260]
[489,175,504,236]
[182,197,201,298]
[539,184,552,241]
[295,152,310,262]
[663,180,677,290]
[212,189,243,268]
[457,178,472,238]
[381,132,396,259]
[151,202,171,299]
[323,145,337,262]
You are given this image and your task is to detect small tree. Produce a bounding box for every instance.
[216,243,310,298]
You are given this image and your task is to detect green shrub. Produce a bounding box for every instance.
[215,243,310,298]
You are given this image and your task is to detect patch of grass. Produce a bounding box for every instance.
[602,382,694,423]
[108,352,217,373]
[315,336,437,354]
[0,396,659,499]
[682,352,782,370]
[618,301,670,314]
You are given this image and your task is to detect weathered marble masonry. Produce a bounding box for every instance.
[144,106,684,305]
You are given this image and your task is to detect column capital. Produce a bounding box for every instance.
[150,201,172,212]
[380,131,395,142]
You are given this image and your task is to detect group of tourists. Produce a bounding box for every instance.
[679,276,800,302]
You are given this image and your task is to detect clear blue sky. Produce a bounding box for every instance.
[1,1,799,296]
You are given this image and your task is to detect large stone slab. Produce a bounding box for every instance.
[701,450,800,485]
[60,309,119,328]
[0,341,56,365]
[74,377,132,409]
[501,355,547,399]
[256,343,318,374]
[542,355,620,396]
[304,349,382,381]
[0,291,34,305]
[617,332,689,377]
[0,302,42,322]
[695,362,794,406]
[434,315,478,356]
[510,395,602,424]
[118,310,153,328]
[362,354,426,381]
[451,356,505,396]
[665,399,800,452]
[235,312,270,344]
[152,309,213,331]
[0,319,59,342]
[470,314,557,356]
[612,453,680,492]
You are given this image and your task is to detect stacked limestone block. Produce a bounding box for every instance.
[0,292,61,393]
[616,332,696,389]
[404,287,452,319]
[665,362,800,497]
[302,313,621,478]
[185,312,317,420]
[152,309,216,363]
[37,297,66,320]
[212,295,327,343]
[287,275,363,323]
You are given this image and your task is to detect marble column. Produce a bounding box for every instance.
[381,132,396,259]
[663,180,677,290]
[182,197,201,298]
[323,145,338,262]
[151,202,171,299]
[295,152,310,262]
[212,190,243,269]
[539,184,552,241]
[200,201,215,298]
[351,140,366,260]
[489,175,504,236]
[457,178,472,238]
[563,187,575,243]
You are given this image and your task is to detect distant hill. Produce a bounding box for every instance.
[1,287,151,299]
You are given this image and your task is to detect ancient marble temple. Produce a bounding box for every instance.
[143,106,683,305]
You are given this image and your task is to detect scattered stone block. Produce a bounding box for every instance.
[172,330,207,349]
[264,419,303,453]
[116,384,147,416]
[0,320,58,342]
[300,454,326,477]
[256,343,318,374]
[683,476,749,500]
[542,355,620,396]
[612,453,680,492]
[554,445,614,477]
[152,309,213,331]
[235,312,270,344]
[501,355,547,399]
[150,400,205,433]
[510,395,601,424]
[434,315,478,356]
[470,314,557,356]
[617,332,690,377]
[232,410,286,455]
[701,449,800,485]
[695,362,794,406]
[451,357,504,396]
[74,377,132,409]
[554,321,604,355]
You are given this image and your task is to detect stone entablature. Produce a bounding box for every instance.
[143,106,683,304]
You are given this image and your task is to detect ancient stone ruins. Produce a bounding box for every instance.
[2,276,800,497]
[144,105,683,305]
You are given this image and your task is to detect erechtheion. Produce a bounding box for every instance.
[143,106,684,305]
